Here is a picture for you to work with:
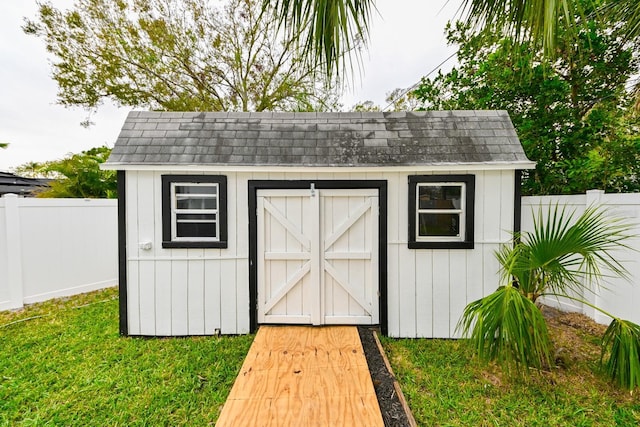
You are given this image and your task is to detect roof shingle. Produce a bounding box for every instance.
[106,111,531,167]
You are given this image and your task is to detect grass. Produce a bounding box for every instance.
[381,309,640,427]
[2,289,639,426]
[0,287,253,426]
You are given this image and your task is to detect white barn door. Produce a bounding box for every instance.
[257,188,379,325]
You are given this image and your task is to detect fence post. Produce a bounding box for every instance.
[3,194,24,309]
[584,190,605,320]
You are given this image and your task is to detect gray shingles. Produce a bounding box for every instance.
[106,111,531,166]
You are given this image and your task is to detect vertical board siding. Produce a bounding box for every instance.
[125,169,513,337]
[155,261,172,335]
[449,251,468,338]
[171,260,189,335]
[235,174,251,333]
[388,170,514,338]
[415,250,433,337]
[385,173,401,336]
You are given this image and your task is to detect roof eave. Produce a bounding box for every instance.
[101,160,536,172]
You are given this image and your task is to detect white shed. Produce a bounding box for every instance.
[104,110,534,338]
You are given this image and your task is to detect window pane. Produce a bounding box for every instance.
[418,185,462,210]
[176,197,217,210]
[418,213,460,237]
[176,222,217,238]
[175,185,217,196]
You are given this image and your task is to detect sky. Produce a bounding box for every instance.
[0,0,462,171]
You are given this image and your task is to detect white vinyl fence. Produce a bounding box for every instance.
[522,190,640,324]
[1,190,638,326]
[0,194,118,311]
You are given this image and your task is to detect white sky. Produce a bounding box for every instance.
[0,0,461,171]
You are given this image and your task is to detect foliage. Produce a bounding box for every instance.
[497,205,632,300]
[24,0,339,113]
[262,0,639,84]
[267,0,374,79]
[15,146,117,198]
[351,88,420,112]
[0,142,8,149]
[414,18,640,195]
[0,287,254,426]
[351,100,381,112]
[601,319,640,389]
[460,0,640,59]
[459,286,552,373]
[458,204,640,389]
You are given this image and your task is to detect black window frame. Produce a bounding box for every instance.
[408,175,475,249]
[161,175,228,248]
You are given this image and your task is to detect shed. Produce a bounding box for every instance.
[104,110,534,338]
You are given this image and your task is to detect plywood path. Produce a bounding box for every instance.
[216,326,384,426]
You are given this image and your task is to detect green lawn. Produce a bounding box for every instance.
[381,319,640,426]
[1,288,639,426]
[0,287,253,426]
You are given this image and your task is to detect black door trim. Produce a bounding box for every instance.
[248,180,388,335]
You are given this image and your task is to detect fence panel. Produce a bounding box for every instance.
[522,190,640,324]
[2,190,638,326]
[0,194,117,311]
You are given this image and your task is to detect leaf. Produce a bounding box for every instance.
[457,286,552,374]
[601,318,640,390]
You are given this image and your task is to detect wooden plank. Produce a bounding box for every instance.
[286,195,305,320]
[415,250,433,337]
[499,169,515,242]
[432,250,451,338]
[482,171,503,242]
[220,259,237,333]
[171,260,189,335]
[155,261,172,335]
[204,259,221,334]
[449,251,467,338]
[370,330,418,427]
[126,262,141,335]
[217,326,383,427]
[187,257,205,335]
[138,260,156,335]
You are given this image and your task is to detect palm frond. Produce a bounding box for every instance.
[457,286,552,374]
[601,0,640,40]
[601,318,640,390]
[459,0,582,58]
[267,0,374,77]
[519,204,634,298]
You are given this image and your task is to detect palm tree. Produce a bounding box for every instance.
[267,0,375,77]
[457,205,640,389]
[460,0,640,58]
[267,0,639,77]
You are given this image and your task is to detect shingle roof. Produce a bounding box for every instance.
[105,111,532,167]
[0,172,50,196]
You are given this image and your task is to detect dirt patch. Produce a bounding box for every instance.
[541,304,608,367]
[359,327,413,427]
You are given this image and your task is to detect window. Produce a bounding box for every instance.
[162,175,227,248]
[408,175,474,249]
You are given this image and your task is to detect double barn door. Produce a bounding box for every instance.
[257,188,379,325]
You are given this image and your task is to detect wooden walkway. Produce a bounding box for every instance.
[216,326,384,426]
